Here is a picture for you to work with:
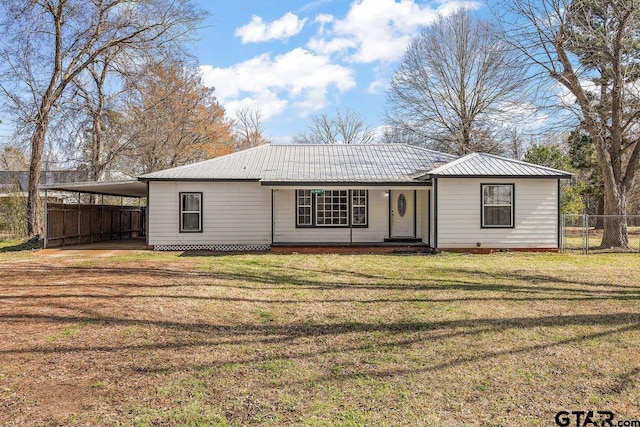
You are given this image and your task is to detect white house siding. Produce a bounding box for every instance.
[148,181,272,248]
[416,190,428,243]
[436,178,559,249]
[273,188,395,244]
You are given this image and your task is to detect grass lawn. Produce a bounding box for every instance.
[0,245,639,426]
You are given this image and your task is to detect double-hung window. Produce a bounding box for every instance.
[481,184,514,228]
[296,190,368,227]
[180,192,202,232]
[351,190,367,226]
[297,190,312,226]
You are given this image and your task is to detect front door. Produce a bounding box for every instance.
[390,190,415,238]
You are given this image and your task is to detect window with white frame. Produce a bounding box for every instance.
[295,189,368,227]
[296,190,312,226]
[481,184,514,228]
[317,190,348,225]
[351,189,367,226]
[180,192,202,232]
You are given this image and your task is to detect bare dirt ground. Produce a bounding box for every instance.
[0,250,195,424]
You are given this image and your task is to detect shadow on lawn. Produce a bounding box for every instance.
[2,260,640,302]
[2,311,640,354]
[1,289,640,304]
[2,310,639,394]
[0,239,42,252]
[2,296,639,393]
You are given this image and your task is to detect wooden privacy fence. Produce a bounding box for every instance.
[45,203,144,248]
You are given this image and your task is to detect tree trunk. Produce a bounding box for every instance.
[599,178,630,249]
[27,121,47,238]
[594,194,604,229]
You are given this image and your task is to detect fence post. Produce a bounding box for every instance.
[583,214,589,255]
[560,214,564,253]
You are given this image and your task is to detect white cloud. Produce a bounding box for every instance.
[299,0,335,13]
[308,0,481,63]
[200,48,356,120]
[367,76,388,94]
[225,95,289,122]
[235,12,307,44]
[494,102,550,132]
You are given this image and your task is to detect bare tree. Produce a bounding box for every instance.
[502,0,640,249]
[385,9,528,155]
[0,0,203,237]
[123,61,234,174]
[294,108,376,144]
[0,145,28,170]
[233,107,270,151]
[72,53,125,182]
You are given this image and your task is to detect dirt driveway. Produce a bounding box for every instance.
[0,248,203,424]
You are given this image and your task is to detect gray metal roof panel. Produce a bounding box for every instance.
[427,153,572,178]
[138,144,458,183]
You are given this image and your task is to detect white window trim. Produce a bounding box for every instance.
[180,192,202,233]
[481,184,514,228]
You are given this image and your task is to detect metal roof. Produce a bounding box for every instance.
[39,180,147,198]
[36,147,570,197]
[427,152,572,178]
[138,144,459,184]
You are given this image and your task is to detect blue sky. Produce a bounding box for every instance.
[194,0,481,143]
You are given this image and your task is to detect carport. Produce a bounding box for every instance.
[39,180,148,249]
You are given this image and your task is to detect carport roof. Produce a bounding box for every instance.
[39,180,147,198]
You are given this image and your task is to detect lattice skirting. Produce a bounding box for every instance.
[153,244,271,252]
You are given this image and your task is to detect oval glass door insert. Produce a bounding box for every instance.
[397,193,407,217]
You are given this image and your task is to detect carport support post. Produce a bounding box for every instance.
[100,195,104,242]
[77,192,81,245]
[120,196,123,240]
[43,189,48,249]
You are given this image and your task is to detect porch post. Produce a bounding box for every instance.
[349,190,353,246]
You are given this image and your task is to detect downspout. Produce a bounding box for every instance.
[271,189,274,247]
[427,189,431,246]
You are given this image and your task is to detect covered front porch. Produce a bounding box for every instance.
[268,185,433,247]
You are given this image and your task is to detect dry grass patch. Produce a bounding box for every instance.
[0,249,639,426]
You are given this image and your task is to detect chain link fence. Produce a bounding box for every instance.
[561,215,640,253]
